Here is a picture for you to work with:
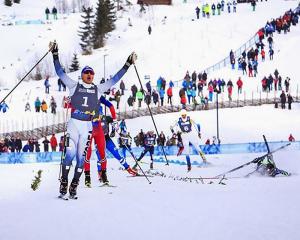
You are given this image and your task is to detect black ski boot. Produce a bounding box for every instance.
[85,171,91,188]
[59,178,68,195]
[100,169,109,184]
[69,179,79,198]
[150,162,154,170]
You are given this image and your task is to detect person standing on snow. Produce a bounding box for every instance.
[170,109,207,171]
[50,41,137,198]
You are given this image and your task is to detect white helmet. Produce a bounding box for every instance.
[180,109,187,117]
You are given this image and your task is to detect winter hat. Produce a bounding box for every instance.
[81,66,94,75]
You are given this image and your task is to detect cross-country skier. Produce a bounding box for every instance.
[50,41,137,198]
[170,109,207,171]
[84,104,137,187]
[254,155,290,177]
[133,131,156,170]
[118,130,133,160]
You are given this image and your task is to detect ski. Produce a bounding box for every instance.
[127,174,153,178]
[99,183,117,188]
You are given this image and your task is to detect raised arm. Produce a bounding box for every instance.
[50,41,77,95]
[97,52,137,95]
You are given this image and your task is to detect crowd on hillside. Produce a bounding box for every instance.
[0,134,64,153]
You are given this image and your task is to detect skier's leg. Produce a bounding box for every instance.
[181,133,192,171]
[189,133,207,163]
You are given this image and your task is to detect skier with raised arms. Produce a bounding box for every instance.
[170,109,207,171]
[50,41,137,198]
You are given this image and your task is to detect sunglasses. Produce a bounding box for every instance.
[83,70,95,75]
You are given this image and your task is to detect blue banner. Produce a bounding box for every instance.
[0,141,298,164]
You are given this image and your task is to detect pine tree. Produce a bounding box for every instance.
[93,0,116,49]
[104,0,116,33]
[4,0,13,6]
[93,0,106,49]
[69,53,80,72]
[78,6,94,55]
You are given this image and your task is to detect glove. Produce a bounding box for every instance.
[111,120,119,132]
[125,52,137,67]
[49,41,59,59]
[198,132,201,139]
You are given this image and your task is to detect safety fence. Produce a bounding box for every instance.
[0,140,298,164]
[1,92,299,140]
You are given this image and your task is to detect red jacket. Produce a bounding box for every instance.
[167,87,173,97]
[50,136,58,147]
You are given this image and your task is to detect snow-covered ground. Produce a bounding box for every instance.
[1,149,300,240]
[1,1,300,239]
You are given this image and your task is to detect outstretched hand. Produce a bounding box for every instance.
[126,52,137,66]
[49,41,58,56]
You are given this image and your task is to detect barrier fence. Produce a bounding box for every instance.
[0,140,298,164]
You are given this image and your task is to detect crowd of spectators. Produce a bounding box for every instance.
[0,134,62,153]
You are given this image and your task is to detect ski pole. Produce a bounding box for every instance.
[133,64,169,165]
[58,103,70,181]
[214,142,291,178]
[115,130,152,184]
[0,49,52,105]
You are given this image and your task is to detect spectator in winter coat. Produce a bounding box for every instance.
[50,134,58,151]
[0,101,9,113]
[217,3,221,15]
[58,78,62,91]
[167,87,173,105]
[284,77,290,92]
[9,137,16,152]
[159,88,165,106]
[34,139,40,152]
[45,7,50,20]
[131,84,138,101]
[34,97,41,112]
[25,102,31,112]
[59,136,64,152]
[211,4,216,15]
[136,89,144,107]
[227,80,233,101]
[280,91,286,109]
[233,1,237,12]
[156,77,163,90]
[50,97,57,114]
[287,94,293,110]
[15,136,22,152]
[52,6,58,20]
[127,95,134,107]
[120,80,125,95]
[288,134,295,142]
[261,49,266,61]
[148,25,152,35]
[41,100,48,113]
[169,80,174,88]
[144,91,151,105]
[208,84,214,102]
[146,81,152,93]
[42,137,50,152]
[195,6,200,19]
[152,90,159,105]
[251,0,256,11]
[44,76,50,94]
[22,141,31,152]
[269,47,274,60]
[236,77,243,94]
